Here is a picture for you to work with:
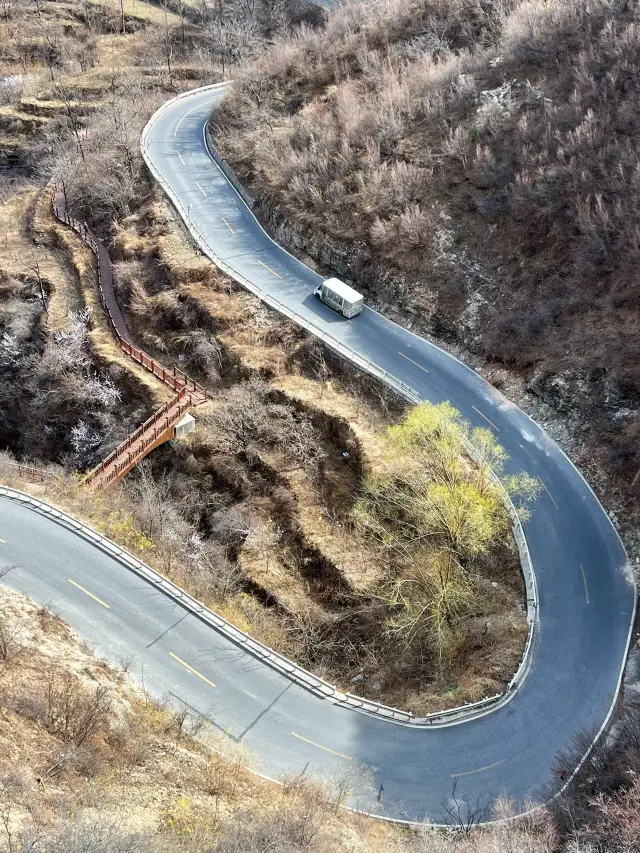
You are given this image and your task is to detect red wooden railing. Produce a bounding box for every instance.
[88,388,196,487]
[51,187,207,489]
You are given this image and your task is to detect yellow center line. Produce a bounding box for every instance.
[291,732,353,761]
[538,477,559,510]
[177,151,186,166]
[258,259,283,279]
[398,351,429,374]
[221,215,235,235]
[0,537,5,544]
[580,565,590,604]
[195,182,207,197]
[68,579,110,609]
[174,102,200,137]
[451,759,505,778]
[471,404,500,432]
[169,652,216,689]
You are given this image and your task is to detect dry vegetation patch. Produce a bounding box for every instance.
[0,190,156,470]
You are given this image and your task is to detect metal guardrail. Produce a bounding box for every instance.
[206,141,255,209]
[136,86,540,726]
[0,486,412,721]
[0,481,535,726]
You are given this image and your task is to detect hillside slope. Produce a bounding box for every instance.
[213,0,640,512]
[0,585,411,852]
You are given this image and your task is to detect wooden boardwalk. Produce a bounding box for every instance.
[51,187,207,489]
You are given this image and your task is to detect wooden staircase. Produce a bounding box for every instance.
[51,186,208,489]
[83,387,205,489]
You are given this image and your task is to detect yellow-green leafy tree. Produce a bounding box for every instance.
[354,401,539,665]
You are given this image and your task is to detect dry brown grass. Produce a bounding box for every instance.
[90,0,185,27]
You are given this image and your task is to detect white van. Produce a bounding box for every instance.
[314,278,364,318]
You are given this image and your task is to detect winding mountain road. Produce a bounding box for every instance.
[1,82,636,824]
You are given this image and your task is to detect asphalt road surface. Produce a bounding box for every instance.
[1,85,636,824]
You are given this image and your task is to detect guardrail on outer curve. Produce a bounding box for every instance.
[0,483,535,726]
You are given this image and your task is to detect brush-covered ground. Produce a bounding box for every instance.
[211,0,640,539]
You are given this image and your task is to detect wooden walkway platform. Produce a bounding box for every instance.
[51,187,207,488]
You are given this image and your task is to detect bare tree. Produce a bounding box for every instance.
[0,797,17,853]
[176,0,187,45]
[53,85,87,164]
[35,22,62,82]
[238,67,269,109]
[204,16,261,78]
[243,521,282,573]
[40,670,112,746]
[24,248,49,316]
[127,462,175,542]
[158,2,176,82]
[441,780,491,834]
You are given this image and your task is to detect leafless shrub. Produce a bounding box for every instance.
[192,539,243,598]
[70,419,102,462]
[548,710,640,839]
[127,277,150,314]
[371,204,436,260]
[583,778,640,852]
[202,380,325,476]
[209,506,251,551]
[35,603,66,634]
[200,752,245,799]
[0,73,23,105]
[175,329,221,381]
[32,817,149,853]
[17,670,112,747]
[442,124,471,167]
[0,617,28,667]
[440,779,492,834]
